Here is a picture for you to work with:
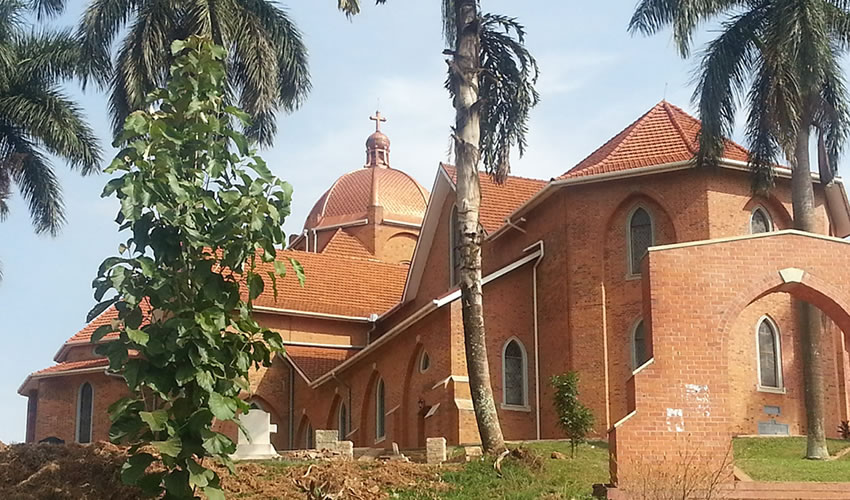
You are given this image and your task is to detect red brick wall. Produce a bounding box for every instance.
[613,232,850,490]
[31,373,128,443]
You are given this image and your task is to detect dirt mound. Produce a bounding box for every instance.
[218,459,451,499]
[0,443,450,500]
[0,441,141,500]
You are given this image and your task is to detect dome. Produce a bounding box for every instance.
[304,167,429,230]
[366,130,390,150]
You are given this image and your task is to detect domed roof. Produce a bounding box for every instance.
[304,167,429,229]
[303,111,429,230]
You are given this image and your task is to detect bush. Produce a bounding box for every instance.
[550,372,594,457]
[839,421,850,440]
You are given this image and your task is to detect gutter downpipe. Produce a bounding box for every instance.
[523,240,545,440]
[288,365,295,449]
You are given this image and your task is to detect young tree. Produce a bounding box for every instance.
[90,36,301,499]
[0,0,101,255]
[337,0,539,455]
[551,372,594,458]
[629,0,850,460]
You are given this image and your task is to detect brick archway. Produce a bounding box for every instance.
[611,231,850,492]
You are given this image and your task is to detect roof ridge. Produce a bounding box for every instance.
[562,104,659,177]
[387,166,430,203]
[662,101,698,156]
[440,163,547,184]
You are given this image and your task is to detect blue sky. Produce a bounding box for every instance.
[1,1,846,443]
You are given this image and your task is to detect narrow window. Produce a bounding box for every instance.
[375,378,386,440]
[305,421,314,449]
[750,207,773,234]
[419,351,430,373]
[338,403,347,441]
[503,339,527,406]
[628,207,653,275]
[450,206,462,286]
[632,320,649,369]
[76,382,93,444]
[757,318,782,389]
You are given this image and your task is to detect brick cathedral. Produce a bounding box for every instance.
[19,102,850,488]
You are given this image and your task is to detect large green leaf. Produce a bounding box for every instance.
[208,392,237,420]
[140,410,169,432]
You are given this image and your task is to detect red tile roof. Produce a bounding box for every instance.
[32,358,109,376]
[284,344,358,381]
[64,300,153,346]
[321,228,373,259]
[559,101,751,179]
[250,250,408,318]
[440,164,547,233]
[305,167,429,229]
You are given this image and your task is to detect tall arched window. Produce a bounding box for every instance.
[632,320,649,369]
[375,378,386,441]
[305,421,314,449]
[76,382,93,444]
[628,207,654,276]
[450,206,461,286]
[502,339,528,407]
[757,317,783,389]
[750,207,773,234]
[338,403,347,441]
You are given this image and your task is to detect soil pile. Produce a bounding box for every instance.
[0,442,141,500]
[0,442,450,499]
[219,459,450,499]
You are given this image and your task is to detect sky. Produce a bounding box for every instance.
[1,1,848,444]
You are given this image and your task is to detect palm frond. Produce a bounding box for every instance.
[813,44,849,184]
[0,87,102,173]
[476,13,539,183]
[77,0,138,86]
[629,0,751,57]
[13,28,104,84]
[0,130,65,235]
[693,4,766,168]
[29,0,65,19]
[744,55,788,192]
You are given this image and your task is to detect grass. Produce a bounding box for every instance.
[734,437,850,482]
[395,440,610,500]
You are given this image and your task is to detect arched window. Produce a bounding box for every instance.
[750,207,773,234]
[502,339,528,407]
[632,320,649,369]
[628,207,654,276]
[757,317,783,389]
[305,421,314,449]
[419,351,430,373]
[76,382,93,444]
[450,206,462,286]
[338,403,347,441]
[375,378,386,441]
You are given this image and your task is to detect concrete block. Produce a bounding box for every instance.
[314,429,338,450]
[335,440,354,459]
[426,437,447,464]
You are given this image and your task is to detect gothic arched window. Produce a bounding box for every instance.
[76,382,93,444]
[419,351,430,373]
[305,421,314,449]
[502,339,528,407]
[757,317,783,389]
[750,207,773,234]
[375,378,386,441]
[450,206,462,286]
[628,207,654,276]
[632,320,649,369]
[338,403,347,441]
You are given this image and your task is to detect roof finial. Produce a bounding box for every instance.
[370,110,387,132]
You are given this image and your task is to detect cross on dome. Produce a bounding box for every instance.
[366,110,390,168]
[370,110,387,132]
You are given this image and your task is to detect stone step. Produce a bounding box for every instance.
[723,482,850,500]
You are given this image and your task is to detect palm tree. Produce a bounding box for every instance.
[338,0,539,454]
[74,0,311,145]
[629,0,850,459]
[0,0,101,239]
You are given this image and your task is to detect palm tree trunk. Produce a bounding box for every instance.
[451,0,506,455]
[792,124,830,460]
